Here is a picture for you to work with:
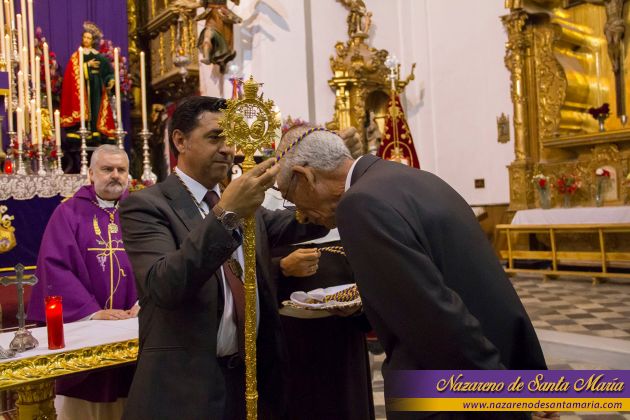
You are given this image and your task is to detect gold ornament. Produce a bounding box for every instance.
[218,75,279,420]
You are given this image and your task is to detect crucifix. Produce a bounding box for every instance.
[0,263,39,352]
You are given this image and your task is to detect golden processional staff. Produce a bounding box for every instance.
[218,76,280,420]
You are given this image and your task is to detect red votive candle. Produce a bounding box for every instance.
[45,295,65,349]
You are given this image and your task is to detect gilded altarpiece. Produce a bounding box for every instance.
[132,0,200,102]
[503,0,630,210]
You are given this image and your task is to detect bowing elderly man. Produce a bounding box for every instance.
[275,125,547,420]
[27,144,138,420]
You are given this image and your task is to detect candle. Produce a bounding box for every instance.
[21,45,28,103]
[114,47,122,129]
[140,51,147,131]
[0,0,5,61]
[15,13,21,60]
[17,69,23,111]
[79,47,85,129]
[34,55,39,110]
[29,98,35,144]
[16,106,22,149]
[20,0,25,72]
[43,42,52,121]
[26,0,33,86]
[45,295,65,350]
[54,109,60,148]
[6,0,13,30]
[6,35,12,131]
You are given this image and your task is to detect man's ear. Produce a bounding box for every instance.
[172,129,187,155]
[292,165,316,189]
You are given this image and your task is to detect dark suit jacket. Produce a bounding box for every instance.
[119,174,327,420]
[337,155,546,379]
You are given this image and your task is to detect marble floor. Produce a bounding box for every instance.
[371,274,630,420]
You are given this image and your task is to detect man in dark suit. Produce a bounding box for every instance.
[119,97,327,420]
[275,126,547,419]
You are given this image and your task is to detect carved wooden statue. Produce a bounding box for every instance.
[196,0,242,73]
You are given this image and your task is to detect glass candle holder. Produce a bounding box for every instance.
[45,295,65,350]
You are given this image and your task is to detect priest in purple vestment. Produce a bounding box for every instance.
[27,145,138,420]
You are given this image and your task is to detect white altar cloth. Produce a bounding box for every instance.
[0,318,138,363]
[511,206,630,225]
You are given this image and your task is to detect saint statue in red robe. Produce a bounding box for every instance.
[60,23,116,142]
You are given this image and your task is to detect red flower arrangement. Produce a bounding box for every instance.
[595,167,611,178]
[532,173,549,191]
[555,174,581,195]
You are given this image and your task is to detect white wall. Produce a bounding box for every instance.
[201,0,515,205]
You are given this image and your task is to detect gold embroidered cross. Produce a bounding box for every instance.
[87,216,126,310]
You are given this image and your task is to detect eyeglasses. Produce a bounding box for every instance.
[270,173,297,210]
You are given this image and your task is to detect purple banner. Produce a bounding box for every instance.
[387,370,630,399]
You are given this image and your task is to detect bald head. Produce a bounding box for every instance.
[89,145,130,200]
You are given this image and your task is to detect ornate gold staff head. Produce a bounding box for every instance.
[218,75,280,172]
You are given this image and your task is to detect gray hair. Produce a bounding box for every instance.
[276,125,352,184]
[90,145,129,168]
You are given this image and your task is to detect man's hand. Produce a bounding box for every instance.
[127,304,140,318]
[337,127,363,158]
[280,248,321,277]
[92,309,132,320]
[107,79,115,90]
[218,158,279,218]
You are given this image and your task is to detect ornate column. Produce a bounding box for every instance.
[502,10,530,163]
[15,380,56,420]
[502,9,534,210]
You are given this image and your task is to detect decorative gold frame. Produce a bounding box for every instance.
[0,340,138,390]
[502,1,630,209]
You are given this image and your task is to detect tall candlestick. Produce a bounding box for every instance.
[114,47,122,129]
[45,296,65,350]
[29,98,35,145]
[140,51,147,131]
[6,35,12,131]
[43,42,52,120]
[34,54,39,110]
[26,0,33,86]
[36,106,43,175]
[36,107,41,143]
[79,47,85,129]
[16,106,22,148]
[54,109,60,148]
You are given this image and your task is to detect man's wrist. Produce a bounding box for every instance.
[212,205,241,231]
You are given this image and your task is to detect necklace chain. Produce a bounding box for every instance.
[173,171,209,217]
[91,200,118,223]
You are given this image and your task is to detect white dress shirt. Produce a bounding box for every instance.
[344,156,362,192]
[175,167,256,357]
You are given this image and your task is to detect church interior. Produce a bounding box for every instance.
[1,0,630,419]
